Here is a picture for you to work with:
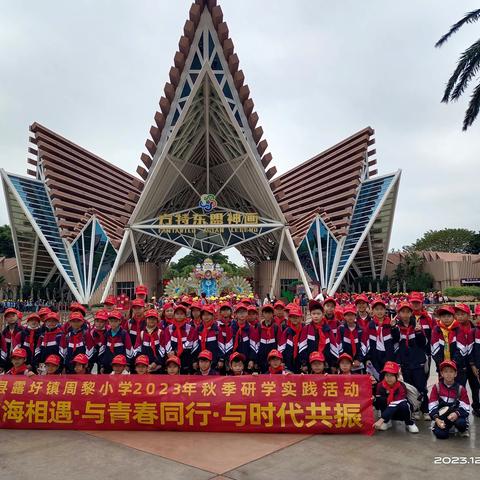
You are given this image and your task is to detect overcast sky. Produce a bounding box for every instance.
[1,0,479,263]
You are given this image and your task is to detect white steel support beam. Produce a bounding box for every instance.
[269,228,285,298]
[285,228,312,299]
[367,233,377,280]
[129,229,144,285]
[29,236,39,284]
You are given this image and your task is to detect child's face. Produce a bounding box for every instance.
[384,372,397,386]
[356,301,367,313]
[146,317,158,329]
[166,363,180,375]
[132,306,144,317]
[94,319,106,330]
[289,315,302,326]
[70,319,83,331]
[191,308,201,319]
[236,309,248,322]
[109,318,121,330]
[344,313,356,326]
[46,319,57,330]
[324,302,335,314]
[247,312,257,322]
[46,363,58,374]
[231,360,244,375]
[27,319,40,330]
[199,359,211,372]
[339,360,352,374]
[6,314,18,325]
[262,311,273,322]
[135,364,148,374]
[439,313,454,326]
[311,309,323,323]
[104,304,115,312]
[411,301,422,312]
[311,361,325,374]
[269,357,281,369]
[274,307,285,318]
[174,310,186,321]
[74,363,86,374]
[202,313,214,324]
[220,308,231,319]
[441,366,457,384]
[164,307,175,318]
[373,305,386,319]
[398,308,411,322]
[112,364,125,374]
[455,311,469,324]
[11,357,25,368]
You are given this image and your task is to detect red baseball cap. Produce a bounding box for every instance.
[235,303,248,313]
[354,294,369,304]
[370,297,386,308]
[262,304,274,312]
[268,349,283,360]
[219,302,233,310]
[145,309,159,319]
[382,361,400,374]
[45,312,60,322]
[107,310,123,320]
[247,305,258,313]
[69,311,85,322]
[454,303,471,315]
[166,355,181,367]
[104,295,117,306]
[408,292,424,303]
[70,302,86,315]
[475,304,480,316]
[190,301,203,311]
[338,353,353,363]
[131,298,145,308]
[439,359,457,371]
[288,306,303,317]
[162,302,175,311]
[229,352,246,363]
[94,310,108,321]
[38,307,51,316]
[343,304,357,315]
[26,313,41,322]
[112,354,127,366]
[309,351,325,363]
[198,350,213,361]
[437,305,456,316]
[180,295,192,306]
[174,304,187,314]
[135,285,148,295]
[323,297,337,307]
[397,301,413,312]
[135,355,150,366]
[11,347,27,359]
[45,354,61,366]
[4,308,19,316]
[73,353,89,365]
[201,305,216,316]
[274,301,286,310]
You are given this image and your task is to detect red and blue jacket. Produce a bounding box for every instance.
[231,321,258,363]
[189,321,222,366]
[35,327,66,366]
[395,317,428,369]
[101,327,134,370]
[257,321,281,373]
[431,321,470,372]
[13,327,42,368]
[64,327,95,373]
[428,380,470,420]
[299,322,337,369]
[166,321,192,373]
[336,323,367,368]
[134,328,168,367]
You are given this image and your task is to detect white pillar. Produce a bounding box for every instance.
[129,229,144,285]
[285,228,313,299]
[269,228,286,298]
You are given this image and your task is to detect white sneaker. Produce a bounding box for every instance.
[413,411,421,420]
[407,423,419,433]
[378,420,392,431]
[423,412,431,421]
[459,430,470,438]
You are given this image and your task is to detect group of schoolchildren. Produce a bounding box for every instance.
[1,285,479,439]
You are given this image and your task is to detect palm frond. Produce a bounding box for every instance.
[462,80,480,130]
[441,51,472,102]
[435,9,480,48]
[450,38,480,101]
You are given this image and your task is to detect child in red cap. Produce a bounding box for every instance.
[308,351,326,374]
[229,352,246,376]
[337,353,354,375]
[165,355,181,375]
[135,309,166,374]
[231,304,258,373]
[134,355,150,375]
[101,310,134,374]
[2,308,22,371]
[429,360,470,438]
[13,313,42,372]
[89,310,108,373]
[127,298,146,346]
[195,350,218,376]
[111,355,130,375]
[166,304,193,374]
[374,361,419,433]
[43,354,62,375]
[278,305,305,373]
[257,304,281,373]
[72,353,89,374]
[267,349,288,375]
[35,312,66,371]
[7,347,34,376]
[64,312,94,373]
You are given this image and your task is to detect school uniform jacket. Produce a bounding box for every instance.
[336,324,367,366]
[279,324,307,373]
[64,327,95,372]
[368,317,399,372]
[299,322,337,368]
[127,317,146,347]
[88,328,108,368]
[374,380,409,413]
[231,321,259,363]
[101,328,134,369]
[189,322,222,366]
[134,328,167,366]
[1,324,23,362]
[217,320,234,362]
[395,317,428,369]
[428,381,470,419]
[431,321,469,371]
[412,309,434,356]
[324,314,339,338]
[35,327,66,365]
[474,326,480,369]
[257,322,281,373]
[13,328,42,367]
[166,322,193,373]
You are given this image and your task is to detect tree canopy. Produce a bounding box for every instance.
[0,225,15,258]
[410,228,477,253]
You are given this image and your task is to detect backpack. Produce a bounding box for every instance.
[404,382,422,411]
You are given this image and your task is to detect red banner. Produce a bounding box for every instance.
[0,374,374,434]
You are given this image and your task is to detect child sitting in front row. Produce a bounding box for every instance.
[429,359,470,439]
[373,361,419,433]
[110,355,130,375]
[308,351,326,374]
[229,352,246,376]
[165,355,181,375]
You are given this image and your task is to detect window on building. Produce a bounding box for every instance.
[116,281,135,300]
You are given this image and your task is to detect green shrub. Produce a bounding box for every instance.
[444,286,480,299]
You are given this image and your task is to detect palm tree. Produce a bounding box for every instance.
[436,9,480,130]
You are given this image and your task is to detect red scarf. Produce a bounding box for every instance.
[172,320,186,356]
[9,364,28,375]
[346,326,357,358]
[145,328,158,355]
[269,365,284,374]
[312,322,326,354]
[288,321,302,359]
[261,322,275,341]
[399,322,414,349]
[381,379,402,404]
[28,328,36,352]
[274,315,285,327]
[200,321,214,351]
[233,322,246,351]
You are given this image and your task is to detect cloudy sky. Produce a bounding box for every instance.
[1,0,479,262]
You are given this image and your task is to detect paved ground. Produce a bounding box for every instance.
[0,418,477,480]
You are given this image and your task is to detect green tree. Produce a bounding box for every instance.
[0,225,15,258]
[467,231,480,254]
[436,9,480,130]
[411,228,476,253]
[392,251,434,292]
